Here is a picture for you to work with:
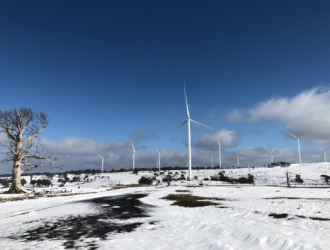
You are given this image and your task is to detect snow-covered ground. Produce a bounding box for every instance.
[0,163,329,249]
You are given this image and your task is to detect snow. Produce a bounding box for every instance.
[0,163,330,249]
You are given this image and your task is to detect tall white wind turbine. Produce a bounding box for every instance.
[217,136,226,170]
[284,130,307,164]
[320,147,327,162]
[97,154,104,172]
[168,84,217,180]
[235,150,240,168]
[211,154,213,168]
[157,148,161,172]
[130,140,135,170]
[264,147,274,164]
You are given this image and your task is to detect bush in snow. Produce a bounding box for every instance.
[133,168,139,175]
[21,178,27,186]
[0,179,10,188]
[58,178,66,184]
[295,174,304,184]
[219,172,233,183]
[72,176,81,182]
[138,176,153,185]
[320,175,330,185]
[237,174,254,184]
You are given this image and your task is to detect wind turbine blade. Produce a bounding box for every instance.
[184,81,190,118]
[130,139,135,150]
[320,147,324,151]
[190,119,218,132]
[167,120,188,139]
[217,136,221,147]
[264,147,271,154]
[300,134,309,139]
[97,154,103,159]
[284,130,297,139]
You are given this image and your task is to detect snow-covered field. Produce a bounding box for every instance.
[0,163,329,249]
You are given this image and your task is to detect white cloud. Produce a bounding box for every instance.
[226,87,330,144]
[195,129,240,151]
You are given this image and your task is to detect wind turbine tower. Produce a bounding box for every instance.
[284,130,307,164]
[157,148,161,172]
[217,136,226,170]
[264,147,274,164]
[211,154,213,168]
[320,147,327,162]
[236,150,240,168]
[98,154,104,172]
[168,83,217,180]
[130,140,135,170]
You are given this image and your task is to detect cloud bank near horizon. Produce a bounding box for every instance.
[226,87,330,144]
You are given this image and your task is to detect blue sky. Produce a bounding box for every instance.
[1,1,330,173]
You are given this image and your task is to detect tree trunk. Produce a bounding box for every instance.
[286,172,291,188]
[7,164,25,194]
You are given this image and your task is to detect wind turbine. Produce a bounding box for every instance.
[235,150,240,168]
[320,147,327,162]
[264,147,274,164]
[217,136,226,170]
[168,83,217,180]
[211,154,214,168]
[284,130,307,164]
[130,140,135,170]
[156,148,161,172]
[97,154,104,172]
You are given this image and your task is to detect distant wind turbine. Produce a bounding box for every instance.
[157,148,161,172]
[235,150,240,168]
[211,154,213,168]
[264,147,274,164]
[168,83,217,180]
[320,147,327,162]
[97,154,104,172]
[284,130,308,164]
[130,140,135,170]
[184,159,188,168]
[217,136,226,170]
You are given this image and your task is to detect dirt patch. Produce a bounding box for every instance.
[110,184,153,190]
[268,213,288,219]
[309,216,330,221]
[9,193,151,249]
[265,197,330,201]
[162,194,226,207]
[175,190,191,193]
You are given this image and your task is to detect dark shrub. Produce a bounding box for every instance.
[180,174,186,180]
[138,176,153,185]
[30,179,37,187]
[42,179,52,187]
[295,174,304,184]
[72,176,81,182]
[203,178,209,181]
[36,179,43,187]
[133,168,139,175]
[219,173,233,183]
[237,174,254,184]
[163,175,172,182]
[194,176,198,180]
[21,178,27,186]
[0,179,10,188]
[58,179,66,184]
[321,175,330,184]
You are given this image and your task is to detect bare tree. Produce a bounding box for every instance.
[285,169,292,188]
[0,108,58,193]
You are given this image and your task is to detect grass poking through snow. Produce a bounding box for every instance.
[162,194,226,207]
